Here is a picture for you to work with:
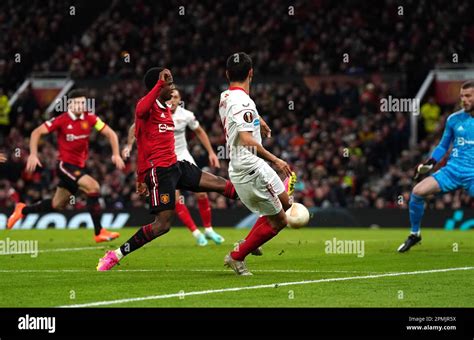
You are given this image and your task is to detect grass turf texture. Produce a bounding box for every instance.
[0,228,472,307]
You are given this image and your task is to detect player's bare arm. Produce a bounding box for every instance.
[238,130,292,177]
[194,126,220,168]
[259,117,271,138]
[100,125,125,170]
[26,124,49,172]
[0,152,6,163]
[122,122,136,159]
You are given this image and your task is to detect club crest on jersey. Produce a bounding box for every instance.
[81,122,89,130]
[160,194,170,204]
[243,111,253,123]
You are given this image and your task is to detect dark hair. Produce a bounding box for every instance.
[68,88,88,98]
[172,87,180,97]
[144,67,164,90]
[226,52,252,82]
[461,80,474,89]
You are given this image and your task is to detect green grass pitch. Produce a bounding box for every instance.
[0,227,472,307]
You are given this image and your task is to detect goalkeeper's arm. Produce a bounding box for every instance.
[414,116,454,179]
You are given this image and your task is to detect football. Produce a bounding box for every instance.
[285,203,310,229]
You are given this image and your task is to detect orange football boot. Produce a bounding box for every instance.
[7,203,26,229]
[94,228,120,243]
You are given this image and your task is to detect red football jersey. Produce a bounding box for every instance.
[135,80,177,171]
[135,117,148,182]
[44,111,106,167]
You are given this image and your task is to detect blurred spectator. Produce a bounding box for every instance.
[421,96,441,134]
[0,87,11,143]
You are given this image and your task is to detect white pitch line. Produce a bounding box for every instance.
[58,266,474,308]
[39,246,105,253]
[0,246,105,256]
[0,269,380,274]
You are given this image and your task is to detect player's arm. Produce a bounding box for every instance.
[122,122,136,159]
[414,117,454,179]
[0,152,7,163]
[135,69,171,118]
[100,125,125,170]
[26,124,50,172]
[238,131,292,177]
[259,116,271,138]
[194,126,220,168]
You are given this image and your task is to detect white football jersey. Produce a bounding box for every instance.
[219,87,266,183]
[172,106,200,156]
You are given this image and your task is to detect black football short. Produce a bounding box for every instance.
[57,161,87,194]
[145,160,203,214]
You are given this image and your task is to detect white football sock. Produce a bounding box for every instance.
[114,248,124,260]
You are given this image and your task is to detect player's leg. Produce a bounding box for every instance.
[52,187,73,209]
[237,177,293,252]
[194,168,238,199]
[78,174,119,242]
[175,190,208,246]
[225,165,287,275]
[7,162,79,229]
[196,168,295,202]
[398,172,448,252]
[7,187,71,229]
[97,210,174,271]
[97,166,179,270]
[195,191,225,245]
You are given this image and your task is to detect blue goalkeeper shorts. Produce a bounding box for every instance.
[432,165,474,196]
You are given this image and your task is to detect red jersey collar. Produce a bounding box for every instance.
[156,99,172,110]
[229,86,249,95]
[67,111,85,120]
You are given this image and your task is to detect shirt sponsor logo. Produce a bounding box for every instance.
[456,137,474,145]
[66,134,89,141]
[158,124,174,133]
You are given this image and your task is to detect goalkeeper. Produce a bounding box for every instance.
[398,81,474,252]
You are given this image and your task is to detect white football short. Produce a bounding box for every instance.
[232,163,285,216]
[176,149,196,165]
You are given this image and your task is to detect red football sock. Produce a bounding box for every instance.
[245,216,267,240]
[223,180,237,199]
[231,218,278,261]
[197,196,212,228]
[175,201,198,232]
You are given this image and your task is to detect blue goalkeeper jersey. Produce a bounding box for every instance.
[431,109,474,170]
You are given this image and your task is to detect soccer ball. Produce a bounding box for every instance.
[285,203,310,229]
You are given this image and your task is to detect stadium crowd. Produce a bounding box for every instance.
[1,0,473,210]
